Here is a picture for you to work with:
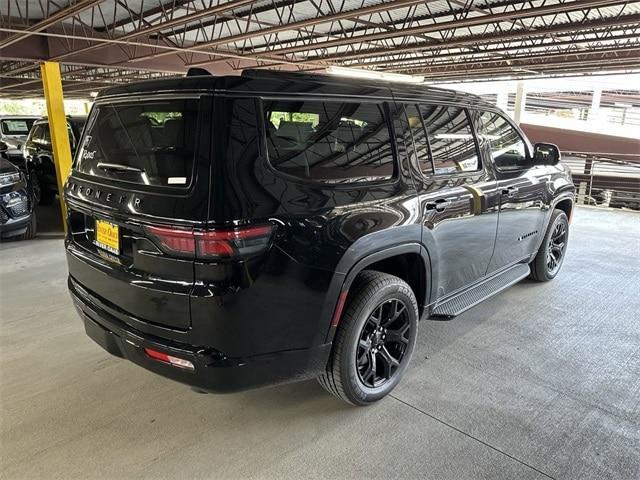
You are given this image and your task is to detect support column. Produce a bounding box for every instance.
[513,81,526,125]
[40,61,72,233]
[588,88,602,122]
[496,89,508,112]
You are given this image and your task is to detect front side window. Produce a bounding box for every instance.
[75,99,199,187]
[419,105,479,175]
[28,125,43,143]
[264,100,394,183]
[476,111,530,170]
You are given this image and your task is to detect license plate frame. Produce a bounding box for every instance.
[95,219,120,255]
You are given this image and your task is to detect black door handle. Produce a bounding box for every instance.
[426,199,452,212]
[501,186,519,197]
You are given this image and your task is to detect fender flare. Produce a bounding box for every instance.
[319,240,432,345]
[530,191,575,259]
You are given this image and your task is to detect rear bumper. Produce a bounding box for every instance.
[69,277,332,393]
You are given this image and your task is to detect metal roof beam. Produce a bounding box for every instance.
[0,0,106,49]
[354,31,640,69]
[394,46,640,76]
[258,0,632,57]
[311,13,640,63]
[93,0,196,32]
[50,0,257,62]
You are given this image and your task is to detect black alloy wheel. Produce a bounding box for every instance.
[546,220,567,275]
[356,299,411,388]
[530,209,569,282]
[318,270,419,406]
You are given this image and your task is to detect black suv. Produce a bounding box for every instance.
[23,116,86,205]
[0,156,36,240]
[64,70,574,405]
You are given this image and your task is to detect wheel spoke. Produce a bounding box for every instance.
[356,297,413,388]
[386,324,409,345]
[379,346,400,378]
[369,306,382,327]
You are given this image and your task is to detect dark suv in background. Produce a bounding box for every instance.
[65,70,574,405]
[0,156,36,240]
[23,116,86,205]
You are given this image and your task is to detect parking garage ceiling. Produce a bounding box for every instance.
[1,0,640,98]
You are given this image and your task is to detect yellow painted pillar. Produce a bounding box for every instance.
[40,61,72,232]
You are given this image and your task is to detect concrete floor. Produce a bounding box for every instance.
[1,206,639,480]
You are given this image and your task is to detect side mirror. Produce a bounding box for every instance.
[533,142,561,165]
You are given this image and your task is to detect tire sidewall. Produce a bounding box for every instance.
[339,282,418,405]
[541,211,569,280]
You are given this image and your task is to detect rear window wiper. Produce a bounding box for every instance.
[97,162,144,173]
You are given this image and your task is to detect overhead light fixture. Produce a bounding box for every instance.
[326,66,424,83]
[89,91,99,98]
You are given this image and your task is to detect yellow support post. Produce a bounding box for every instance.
[40,61,73,233]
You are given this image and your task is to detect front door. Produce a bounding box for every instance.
[473,110,548,273]
[398,104,500,301]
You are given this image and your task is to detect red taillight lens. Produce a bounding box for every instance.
[145,224,273,259]
[145,226,195,256]
[144,348,194,370]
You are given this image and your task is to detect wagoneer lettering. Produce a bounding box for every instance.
[64,69,574,405]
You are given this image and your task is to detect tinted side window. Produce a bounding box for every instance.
[264,100,394,183]
[29,125,43,143]
[420,105,479,175]
[476,111,529,170]
[41,124,51,143]
[403,104,433,175]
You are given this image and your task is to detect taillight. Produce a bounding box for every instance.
[145,224,273,260]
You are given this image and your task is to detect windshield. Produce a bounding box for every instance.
[75,99,199,187]
[1,119,35,135]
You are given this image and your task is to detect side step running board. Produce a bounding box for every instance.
[431,263,531,318]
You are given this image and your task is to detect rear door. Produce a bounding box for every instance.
[65,95,211,330]
[473,110,547,272]
[401,103,499,300]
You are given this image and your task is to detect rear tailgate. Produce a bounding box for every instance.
[65,94,212,330]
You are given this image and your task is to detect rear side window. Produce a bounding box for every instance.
[1,119,35,135]
[75,99,199,187]
[403,104,433,175]
[264,100,395,183]
[419,105,479,175]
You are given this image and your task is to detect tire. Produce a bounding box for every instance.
[19,212,37,240]
[530,209,569,282]
[318,270,419,406]
[28,171,42,205]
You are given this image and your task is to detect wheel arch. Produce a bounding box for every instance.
[321,240,432,345]
[529,192,575,262]
[554,196,574,223]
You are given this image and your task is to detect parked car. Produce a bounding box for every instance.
[64,70,575,405]
[23,116,86,205]
[0,156,36,240]
[0,115,38,150]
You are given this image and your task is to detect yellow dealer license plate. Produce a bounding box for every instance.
[95,219,120,254]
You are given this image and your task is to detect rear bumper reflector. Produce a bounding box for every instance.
[144,348,195,370]
[330,290,349,327]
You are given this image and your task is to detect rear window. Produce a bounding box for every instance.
[1,119,35,135]
[264,100,395,183]
[75,99,199,187]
